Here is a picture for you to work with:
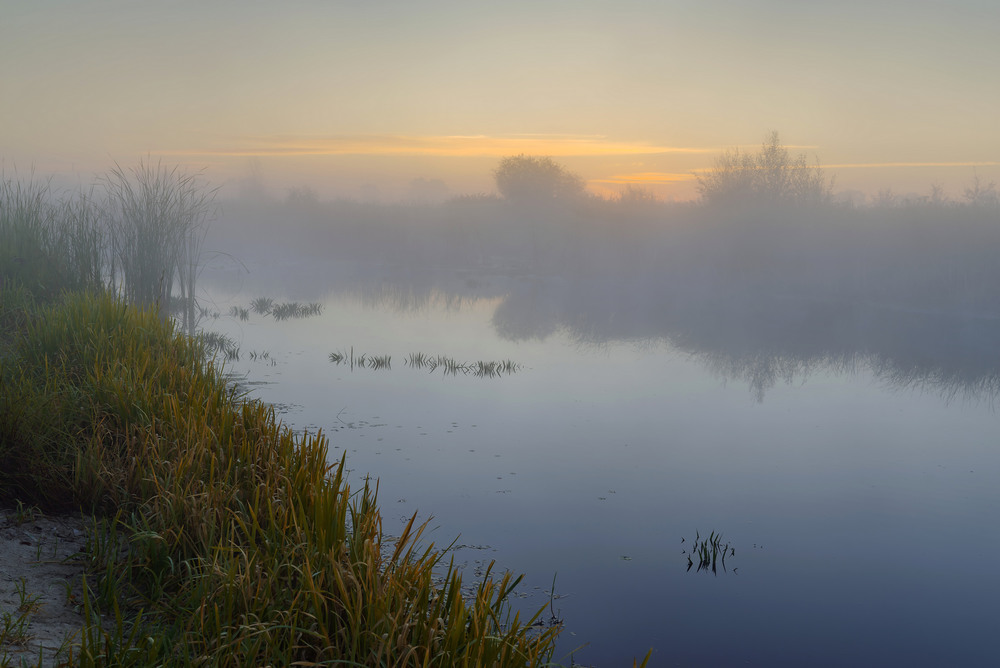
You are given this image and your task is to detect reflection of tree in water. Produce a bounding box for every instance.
[341,281,478,313]
[490,281,562,341]
[486,276,1000,406]
[221,254,1000,406]
[698,351,816,403]
[695,347,1000,406]
[867,351,1000,407]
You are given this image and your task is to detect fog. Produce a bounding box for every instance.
[185,165,1000,664]
[201,162,1000,405]
[6,0,999,661]
[10,149,997,663]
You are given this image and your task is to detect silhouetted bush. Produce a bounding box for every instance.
[493,154,585,204]
[696,131,832,206]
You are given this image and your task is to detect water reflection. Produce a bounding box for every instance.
[197,263,1000,667]
[307,270,1000,405]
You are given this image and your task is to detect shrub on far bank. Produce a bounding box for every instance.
[695,131,833,207]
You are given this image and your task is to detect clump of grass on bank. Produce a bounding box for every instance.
[0,289,572,666]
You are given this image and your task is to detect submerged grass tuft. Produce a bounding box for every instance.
[333,349,523,378]
[197,330,240,359]
[683,531,735,575]
[270,300,322,321]
[249,296,273,315]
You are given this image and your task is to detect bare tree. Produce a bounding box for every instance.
[963,171,999,208]
[696,131,832,206]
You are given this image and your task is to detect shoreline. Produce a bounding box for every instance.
[0,507,91,666]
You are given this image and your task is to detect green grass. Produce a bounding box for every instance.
[0,288,574,666]
[0,169,652,667]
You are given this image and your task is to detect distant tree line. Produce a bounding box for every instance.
[491,132,834,208]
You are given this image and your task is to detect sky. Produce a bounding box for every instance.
[2,0,998,202]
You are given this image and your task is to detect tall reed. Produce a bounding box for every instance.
[102,159,215,332]
[2,162,215,332]
[0,173,103,298]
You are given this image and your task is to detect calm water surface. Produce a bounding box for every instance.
[203,281,1000,667]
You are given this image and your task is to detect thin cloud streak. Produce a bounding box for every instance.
[685,161,1000,175]
[593,172,697,184]
[824,161,1000,169]
[158,134,719,159]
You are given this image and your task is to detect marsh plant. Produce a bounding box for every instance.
[270,300,322,320]
[0,578,44,656]
[0,174,104,299]
[331,349,522,377]
[0,606,32,648]
[233,298,323,321]
[407,351,430,367]
[328,350,392,370]
[683,531,735,574]
[409,353,522,378]
[249,296,274,315]
[102,160,216,334]
[246,349,273,364]
[1,161,216,335]
[367,353,392,370]
[196,330,240,360]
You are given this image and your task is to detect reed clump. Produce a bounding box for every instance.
[332,350,523,378]
[2,162,215,337]
[683,531,734,575]
[0,288,561,666]
[0,174,104,301]
[271,301,322,321]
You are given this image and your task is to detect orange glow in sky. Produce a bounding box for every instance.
[162,134,717,159]
[2,2,997,202]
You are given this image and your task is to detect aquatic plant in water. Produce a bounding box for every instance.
[250,296,274,315]
[683,531,735,574]
[331,349,522,377]
[270,301,323,321]
[197,330,239,359]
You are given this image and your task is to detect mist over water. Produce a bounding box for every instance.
[195,180,1000,665]
[205,187,1000,405]
[6,1,999,661]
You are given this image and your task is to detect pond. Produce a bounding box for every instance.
[200,265,1000,667]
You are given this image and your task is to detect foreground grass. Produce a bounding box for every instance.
[0,288,577,666]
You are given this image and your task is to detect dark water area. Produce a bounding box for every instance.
[198,259,1000,667]
[197,199,1000,665]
